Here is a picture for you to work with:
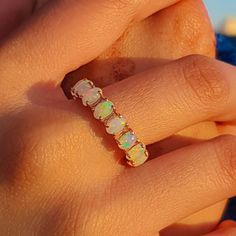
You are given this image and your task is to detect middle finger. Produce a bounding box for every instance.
[98,55,236,145]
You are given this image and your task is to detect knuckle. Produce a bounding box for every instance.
[179,55,230,106]
[212,135,236,184]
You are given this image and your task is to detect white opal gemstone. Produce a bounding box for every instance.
[118,131,137,150]
[106,116,126,135]
[71,79,93,98]
[82,87,102,106]
[94,101,114,120]
[126,143,148,167]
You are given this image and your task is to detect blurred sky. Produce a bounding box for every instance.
[204,0,236,29]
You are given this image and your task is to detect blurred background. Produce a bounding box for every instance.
[204,0,236,36]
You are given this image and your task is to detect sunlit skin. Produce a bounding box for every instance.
[0,0,236,235]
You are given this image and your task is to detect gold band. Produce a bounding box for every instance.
[71,79,149,167]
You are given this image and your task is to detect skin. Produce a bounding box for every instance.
[0,0,236,236]
[62,1,227,235]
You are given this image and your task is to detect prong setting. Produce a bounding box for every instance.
[70,79,149,167]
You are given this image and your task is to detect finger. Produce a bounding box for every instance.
[63,0,215,95]
[100,55,236,145]
[96,135,236,235]
[203,220,236,236]
[138,0,215,59]
[0,0,180,109]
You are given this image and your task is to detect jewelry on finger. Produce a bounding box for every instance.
[71,79,149,167]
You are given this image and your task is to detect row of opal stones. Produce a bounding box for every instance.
[71,79,148,167]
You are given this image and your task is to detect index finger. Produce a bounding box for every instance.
[0,0,180,110]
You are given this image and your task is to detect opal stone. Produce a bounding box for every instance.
[82,87,102,106]
[71,79,93,98]
[94,100,114,120]
[106,116,126,135]
[126,143,148,167]
[118,131,137,150]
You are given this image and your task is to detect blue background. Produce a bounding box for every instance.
[204,0,236,29]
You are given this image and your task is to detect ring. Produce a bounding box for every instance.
[71,79,149,167]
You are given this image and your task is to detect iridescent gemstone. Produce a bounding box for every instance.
[82,87,102,106]
[71,79,93,98]
[126,143,148,167]
[94,101,114,120]
[106,116,126,135]
[118,131,137,150]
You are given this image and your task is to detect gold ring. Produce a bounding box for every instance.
[71,79,149,167]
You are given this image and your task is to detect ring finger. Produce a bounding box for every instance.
[96,55,236,147]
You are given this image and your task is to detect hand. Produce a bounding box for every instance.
[0,1,236,236]
[63,0,226,235]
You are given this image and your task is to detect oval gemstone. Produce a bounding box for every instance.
[126,143,148,167]
[94,101,114,120]
[71,79,93,98]
[118,131,137,150]
[82,87,102,106]
[106,116,126,135]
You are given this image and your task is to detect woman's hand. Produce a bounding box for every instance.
[0,1,236,236]
[61,1,227,234]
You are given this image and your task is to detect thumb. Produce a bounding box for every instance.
[203,220,236,236]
